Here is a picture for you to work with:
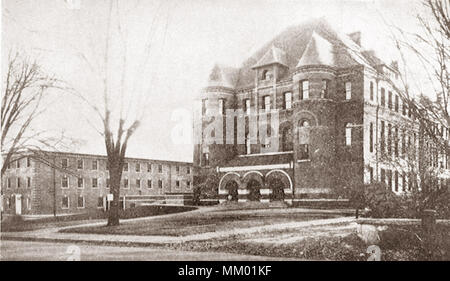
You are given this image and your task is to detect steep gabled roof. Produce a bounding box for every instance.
[251,45,288,69]
[296,31,335,67]
[206,64,240,89]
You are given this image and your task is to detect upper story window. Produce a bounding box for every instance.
[284,92,292,109]
[388,91,393,109]
[92,160,98,170]
[77,177,84,188]
[263,96,271,112]
[345,123,352,146]
[394,95,399,112]
[300,80,309,100]
[370,81,374,101]
[370,122,374,153]
[26,157,31,167]
[16,159,20,168]
[299,144,309,160]
[123,163,128,172]
[261,69,272,81]
[135,163,140,172]
[61,175,69,188]
[281,127,293,151]
[147,163,152,172]
[176,166,180,174]
[218,99,225,115]
[345,82,352,100]
[92,178,98,188]
[381,88,386,106]
[61,158,68,169]
[244,99,250,115]
[158,164,163,173]
[321,80,329,98]
[187,167,191,174]
[77,159,83,169]
[203,153,210,166]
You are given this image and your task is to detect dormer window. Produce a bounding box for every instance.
[261,69,272,81]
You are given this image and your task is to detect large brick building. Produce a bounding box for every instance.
[1,151,193,215]
[193,19,449,204]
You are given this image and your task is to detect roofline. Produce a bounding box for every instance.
[4,150,193,165]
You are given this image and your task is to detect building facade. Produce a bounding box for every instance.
[1,151,193,215]
[193,19,449,204]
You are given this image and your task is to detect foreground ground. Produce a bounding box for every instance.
[0,240,295,261]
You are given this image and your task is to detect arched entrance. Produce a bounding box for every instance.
[247,179,262,201]
[225,181,238,201]
[266,177,285,201]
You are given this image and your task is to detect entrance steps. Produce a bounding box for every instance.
[218,200,288,210]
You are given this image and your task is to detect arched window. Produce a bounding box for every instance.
[299,119,310,127]
[281,127,293,151]
[345,123,352,146]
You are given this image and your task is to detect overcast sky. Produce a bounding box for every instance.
[2,0,429,162]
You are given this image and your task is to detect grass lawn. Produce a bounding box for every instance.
[1,205,195,232]
[61,208,343,236]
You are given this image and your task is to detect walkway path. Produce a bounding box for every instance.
[2,211,355,246]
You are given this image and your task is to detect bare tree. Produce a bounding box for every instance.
[1,52,68,176]
[66,0,172,226]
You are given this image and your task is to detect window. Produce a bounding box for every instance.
[218,99,225,115]
[26,157,31,167]
[106,178,110,188]
[61,158,68,169]
[136,163,140,172]
[369,167,374,183]
[370,81,374,101]
[123,178,129,189]
[388,91,392,109]
[394,127,399,157]
[395,95,399,112]
[345,82,351,100]
[147,163,152,172]
[394,171,399,192]
[244,99,250,115]
[187,167,191,174]
[147,179,152,188]
[245,133,251,155]
[123,163,128,171]
[62,196,69,209]
[27,177,31,188]
[402,101,407,115]
[402,173,407,192]
[369,122,374,153]
[7,178,11,188]
[158,164,163,173]
[176,180,180,189]
[136,179,141,189]
[187,181,191,189]
[16,159,20,168]
[92,178,98,188]
[158,180,163,189]
[300,80,309,100]
[381,121,385,152]
[77,178,84,188]
[387,170,393,190]
[203,153,210,166]
[284,92,292,109]
[17,178,21,188]
[27,197,31,210]
[345,123,352,146]
[281,127,293,151]
[263,96,271,112]
[176,166,180,173]
[62,176,69,188]
[381,169,386,186]
[92,160,98,170]
[387,123,392,155]
[299,144,309,160]
[77,159,83,169]
[321,80,329,98]
[77,195,85,209]
[381,88,385,106]
[97,197,104,208]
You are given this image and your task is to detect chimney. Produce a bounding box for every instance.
[347,31,361,47]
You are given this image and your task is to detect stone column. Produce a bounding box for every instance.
[237,189,249,202]
[259,188,272,203]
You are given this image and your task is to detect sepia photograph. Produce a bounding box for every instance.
[0,0,449,268]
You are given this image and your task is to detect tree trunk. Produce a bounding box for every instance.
[107,164,122,226]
